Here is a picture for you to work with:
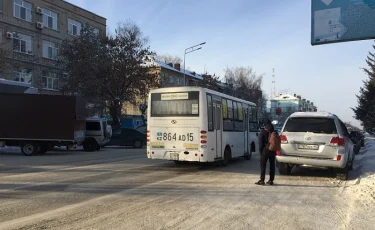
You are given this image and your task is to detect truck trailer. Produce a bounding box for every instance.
[0,93,88,156]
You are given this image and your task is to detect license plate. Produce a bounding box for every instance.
[170,152,179,160]
[298,144,319,150]
[158,132,195,142]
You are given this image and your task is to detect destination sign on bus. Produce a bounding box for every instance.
[161,93,189,100]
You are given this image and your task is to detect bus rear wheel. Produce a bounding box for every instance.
[221,148,231,167]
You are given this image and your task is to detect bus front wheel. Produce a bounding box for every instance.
[244,151,252,160]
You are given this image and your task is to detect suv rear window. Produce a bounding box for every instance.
[283,117,337,134]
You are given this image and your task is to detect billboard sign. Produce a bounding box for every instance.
[311,0,375,45]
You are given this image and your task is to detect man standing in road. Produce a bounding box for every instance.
[256,121,277,185]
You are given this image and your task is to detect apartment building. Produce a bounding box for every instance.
[270,93,318,124]
[0,0,106,94]
[121,58,208,115]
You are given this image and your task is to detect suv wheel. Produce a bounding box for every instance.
[278,163,292,175]
[336,164,349,181]
[336,171,348,180]
[83,139,98,152]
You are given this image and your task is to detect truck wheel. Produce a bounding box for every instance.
[83,139,98,152]
[21,143,38,156]
[133,140,142,148]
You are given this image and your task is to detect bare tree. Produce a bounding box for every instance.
[155,53,183,65]
[0,47,12,78]
[223,66,263,102]
[60,21,159,126]
[198,74,221,91]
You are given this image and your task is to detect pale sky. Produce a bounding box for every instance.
[66,0,373,128]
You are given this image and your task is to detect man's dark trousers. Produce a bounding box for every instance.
[260,150,276,181]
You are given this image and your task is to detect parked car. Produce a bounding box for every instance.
[349,130,363,154]
[107,128,146,148]
[135,124,146,134]
[276,112,355,180]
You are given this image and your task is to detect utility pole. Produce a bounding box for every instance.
[271,68,276,100]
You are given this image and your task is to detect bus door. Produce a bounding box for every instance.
[213,96,222,159]
[244,107,248,154]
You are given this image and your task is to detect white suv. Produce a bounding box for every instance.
[276,112,355,180]
[83,118,112,151]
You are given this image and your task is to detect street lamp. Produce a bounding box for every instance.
[183,42,206,86]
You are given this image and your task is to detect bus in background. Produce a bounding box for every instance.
[146,87,259,166]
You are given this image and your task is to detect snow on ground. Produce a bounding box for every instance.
[0,145,82,155]
[0,146,20,154]
[349,137,375,196]
[340,137,375,227]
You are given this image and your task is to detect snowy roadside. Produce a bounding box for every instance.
[0,145,83,155]
[351,137,375,187]
[0,146,21,154]
[340,137,375,227]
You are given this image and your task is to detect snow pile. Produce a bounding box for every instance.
[0,146,21,154]
[0,145,82,154]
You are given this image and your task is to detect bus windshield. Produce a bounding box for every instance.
[151,91,199,117]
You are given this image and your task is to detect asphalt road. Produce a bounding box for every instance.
[0,146,373,230]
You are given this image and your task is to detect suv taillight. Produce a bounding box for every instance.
[280,135,288,144]
[330,137,345,147]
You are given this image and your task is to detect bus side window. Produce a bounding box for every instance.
[233,101,238,131]
[249,106,257,132]
[224,99,233,131]
[234,102,244,131]
[207,94,214,131]
[244,106,248,131]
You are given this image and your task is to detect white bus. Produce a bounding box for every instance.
[146,87,259,166]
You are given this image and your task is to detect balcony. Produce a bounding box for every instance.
[12,52,61,68]
[12,52,39,63]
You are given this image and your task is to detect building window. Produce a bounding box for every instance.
[42,40,58,60]
[42,71,58,90]
[13,32,32,54]
[14,0,32,22]
[68,18,81,36]
[42,8,58,30]
[0,0,3,12]
[13,68,32,84]
[169,76,174,84]
[93,27,100,36]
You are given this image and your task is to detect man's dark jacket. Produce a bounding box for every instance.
[258,123,276,156]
